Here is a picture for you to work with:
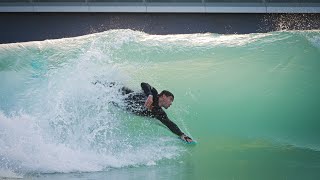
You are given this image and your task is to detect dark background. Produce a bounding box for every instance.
[0,13,319,44]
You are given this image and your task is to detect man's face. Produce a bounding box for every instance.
[162,95,174,109]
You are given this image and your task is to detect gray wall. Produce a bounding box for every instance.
[0,0,319,2]
[1,0,320,13]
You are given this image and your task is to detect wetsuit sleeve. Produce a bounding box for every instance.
[141,82,158,97]
[154,109,184,136]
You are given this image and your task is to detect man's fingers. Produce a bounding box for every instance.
[144,96,153,110]
[184,136,193,142]
[144,102,152,110]
[146,102,151,107]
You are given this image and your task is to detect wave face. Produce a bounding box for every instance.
[1,29,320,178]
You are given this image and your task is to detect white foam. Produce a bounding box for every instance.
[0,169,23,179]
[0,108,183,174]
[0,33,185,174]
[140,32,273,47]
[306,35,320,49]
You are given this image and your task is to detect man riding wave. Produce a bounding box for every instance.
[94,81,194,143]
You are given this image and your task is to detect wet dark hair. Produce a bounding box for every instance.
[159,90,174,100]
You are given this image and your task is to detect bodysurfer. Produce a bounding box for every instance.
[126,82,194,143]
[96,81,194,143]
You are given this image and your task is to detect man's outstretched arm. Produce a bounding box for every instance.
[155,110,193,142]
[157,113,184,136]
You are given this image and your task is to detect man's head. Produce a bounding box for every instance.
[158,90,174,109]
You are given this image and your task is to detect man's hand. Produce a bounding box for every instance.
[180,134,193,143]
[144,95,153,110]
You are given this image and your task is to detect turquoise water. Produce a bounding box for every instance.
[0,29,320,180]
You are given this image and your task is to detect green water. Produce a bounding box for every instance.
[0,30,320,180]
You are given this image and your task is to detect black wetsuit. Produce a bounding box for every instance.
[123,82,184,136]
